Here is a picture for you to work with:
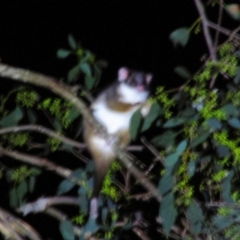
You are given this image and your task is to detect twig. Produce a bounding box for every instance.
[18,196,79,215]
[213,0,223,48]
[0,124,85,149]
[208,21,240,39]
[141,137,164,165]
[0,147,76,181]
[194,0,216,60]
[132,227,151,240]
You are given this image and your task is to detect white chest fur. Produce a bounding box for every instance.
[91,82,149,134]
[92,100,139,134]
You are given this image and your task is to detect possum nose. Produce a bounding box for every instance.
[137,85,145,91]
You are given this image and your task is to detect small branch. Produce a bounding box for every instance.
[141,137,164,165]
[18,196,79,215]
[194,0,216,60]
[127,192,152,201]
[213,0,223,48]
[0,124,85,149]
[132,227,151,240]
[206,201,240,208]
[208,21,240,40]
[0,147,76,181]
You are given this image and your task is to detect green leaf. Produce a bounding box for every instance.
[93,65,101,86]
[130,109,142,140]
[0,106,23,127]
[222,170,234,202]
[9,187,18,208]
[87,177,94,190]
[27,109,37,124]
[28,176,36,193]
[186,201,204,234]
[59,220,74,240]
[68,106,81,122]
[174,66,192,79]
[216,145,230,158]
[228,118,240,129]
[67,65,80,83]
[151,130,179,147]
[141,103,162,132]
[176,140,187,155]
[122,221,133,230]
[30,167,42,176]
[181,107,196,117]
[71,169,85,180]
[84,217,99,233]
[169,27,190,47]
[17,180,28,202]
[107,198,116,212]
[158,175,174,196]
[80,62,91,76]
[57,179,75,195]
[57,49,71,59]
[78,187,88,214]
[61,143,74,152]
[68,34,77,50]
[53,118,62,131]
[213,215,233,230]
[165,153,179,168]
[84,75,95,90]
[85,161,94,173]
[190,132,210,148]
[187,160,196,177]
[221,104,238,117]
[225,4,240,20]
[199,155,211,164]
[159,192,177,235]
[101,207,108,223]
[236,50,240,60]
[207,118,222,130]
[233,66,240,84]
[163,118,185,128]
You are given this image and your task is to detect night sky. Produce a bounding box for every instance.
[0,1,204,89]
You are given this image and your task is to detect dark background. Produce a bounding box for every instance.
[0,1,238,239]
[0,1,206,89]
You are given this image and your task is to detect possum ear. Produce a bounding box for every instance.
[118,67,130,81]
[146,74,153,84]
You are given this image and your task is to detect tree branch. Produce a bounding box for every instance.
[18,196,79,215]
[213,0,223,48]
[194,0,216,60]
[0,147,75,181]
[0,207,42,240]
[0,124,85,149]
[207,21,240,40]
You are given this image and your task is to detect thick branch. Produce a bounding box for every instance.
[0,207,42,240]
[0,63,160,201]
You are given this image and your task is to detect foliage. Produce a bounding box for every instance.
[57,34,108,90]
[1,1,240,240]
